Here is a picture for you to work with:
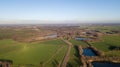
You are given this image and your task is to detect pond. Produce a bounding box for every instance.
[75,37,88,41]
[92,62,120,67]
[45,34,57,38]
[83,48,96,56]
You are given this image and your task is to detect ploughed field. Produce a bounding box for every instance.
[0,39,68,67]
[90,35,120,57]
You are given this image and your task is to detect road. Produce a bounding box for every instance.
[60,39,72,67]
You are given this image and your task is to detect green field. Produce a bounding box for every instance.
[69,39,88,47]
[67,47,81,67]
[0,39,68,67]
[66,39,85,67]
[90,35,120,57]
[0,28,37,39]
[84,25,120,33]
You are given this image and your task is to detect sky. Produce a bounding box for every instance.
[0,0,120,24]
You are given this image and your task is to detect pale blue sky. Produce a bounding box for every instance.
[0,0,120,23]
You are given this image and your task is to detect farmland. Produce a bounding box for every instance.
[90,35,120,57]
[84,25,120,33]
[67,47,82,67]
[0,24,120,67]
[0,39,68,67]
[69,39,88,47]
[67,39,88,67]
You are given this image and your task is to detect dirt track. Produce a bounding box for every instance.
[60,39,72,67]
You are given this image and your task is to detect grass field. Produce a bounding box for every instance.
[0,39,68,67]
[66,39,85,67]
[85,25,120,33]
[69,39,88,47]
[0,28,36,39]
[67,47,82,67]
[90,35,120,57]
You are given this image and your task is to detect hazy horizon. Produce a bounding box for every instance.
[0,20,120,24]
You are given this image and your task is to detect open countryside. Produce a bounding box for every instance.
[0,0,120,67]
[0,24,120,67]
